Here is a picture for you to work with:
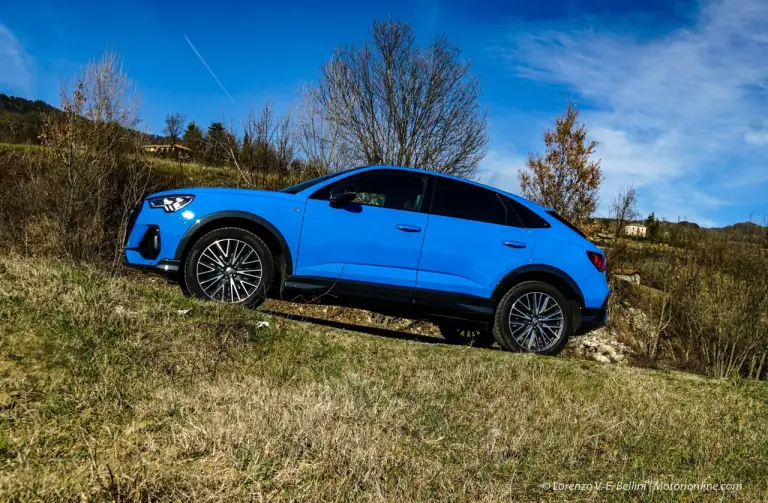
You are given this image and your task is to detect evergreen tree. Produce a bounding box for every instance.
[182,122,204,162]
[205,121,228,166]
[646,213,660,242]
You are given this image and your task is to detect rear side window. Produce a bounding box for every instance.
[546,210,586,238]
[503,197,551,229]
[432,178,521,226]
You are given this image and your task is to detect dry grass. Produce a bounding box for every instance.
[1,254,767,501]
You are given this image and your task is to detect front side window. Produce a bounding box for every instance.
[280,167,366,194]
[432,177,514,225]
[311,170,429,212]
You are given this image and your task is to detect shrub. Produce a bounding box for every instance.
[608,228,768,380]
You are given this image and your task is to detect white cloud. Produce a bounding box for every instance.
[494,0,768,225]
[0,23,33,95]
[745,130,768,145]
[478,149,527,194]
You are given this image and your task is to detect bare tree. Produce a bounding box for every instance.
[518,103,602,230]
[164,112,186,147]
[297,84,344,173]
[238,103,298,187]
[164,112,186,165]
[40,49,149,268]
[219,118,254,187]
[610,185,639,237]
[241,108,258,171]
[311,19,487,179]
[275,111,295,185]
[253,103,277,185]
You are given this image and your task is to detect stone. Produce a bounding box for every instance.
[598,343,615,356]
[591,353,612,364]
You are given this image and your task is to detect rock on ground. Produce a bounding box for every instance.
[568,326,635,364]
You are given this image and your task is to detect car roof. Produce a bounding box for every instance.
[359,164,552,213]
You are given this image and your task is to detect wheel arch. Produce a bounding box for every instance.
[491,265,585,309]
[174,211,293,282]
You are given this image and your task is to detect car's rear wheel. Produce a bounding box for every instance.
[438,324,495,348]
[492,281,573,355]
[184,227,273,308]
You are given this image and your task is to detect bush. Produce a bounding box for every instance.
[0,146,314,268]
[608,229,768,380]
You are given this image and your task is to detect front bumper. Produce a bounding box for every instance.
[122,198,196,277]
[122,255,180,280]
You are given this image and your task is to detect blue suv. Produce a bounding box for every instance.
[123,165,609,355]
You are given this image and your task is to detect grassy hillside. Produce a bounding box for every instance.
[1,254,766,501]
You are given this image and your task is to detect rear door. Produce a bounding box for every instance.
[415,177,534,300]
[296,169,431,290]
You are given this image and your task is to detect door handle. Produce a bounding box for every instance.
[503,240,527,249]
[396,224,422,232]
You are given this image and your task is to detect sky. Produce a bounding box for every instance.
[1,0,767,226]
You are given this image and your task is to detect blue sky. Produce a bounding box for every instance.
[2,0,767,226]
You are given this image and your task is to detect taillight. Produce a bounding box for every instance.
[586,251,606,272]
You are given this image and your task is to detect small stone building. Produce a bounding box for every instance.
[143,144,191,160]
[623,224,647,238]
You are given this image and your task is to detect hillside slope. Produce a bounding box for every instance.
[1,254,766,501]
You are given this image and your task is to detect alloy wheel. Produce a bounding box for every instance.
[508,292,564,352]
[196,238,263,303]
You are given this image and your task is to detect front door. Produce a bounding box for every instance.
[295,169,431,291]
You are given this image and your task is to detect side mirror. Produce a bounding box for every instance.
[330,185,357,207]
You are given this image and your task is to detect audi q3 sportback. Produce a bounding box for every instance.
[123,165,609,355]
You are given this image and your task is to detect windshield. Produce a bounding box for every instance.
[280,167,366,194]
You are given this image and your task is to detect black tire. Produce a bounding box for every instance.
[184,227,273,308]
[492,281,574,356]
[438,324,495,348]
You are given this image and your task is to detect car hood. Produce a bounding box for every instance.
[147,187,297,202]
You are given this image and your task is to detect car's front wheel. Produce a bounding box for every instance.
[492,281,574,355]
[184,227,273,308]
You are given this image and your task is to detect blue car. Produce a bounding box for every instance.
[123,165,609,355]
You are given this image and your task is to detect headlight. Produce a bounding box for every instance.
[147,195,194,213]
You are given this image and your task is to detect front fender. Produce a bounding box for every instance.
[173,210,296,275]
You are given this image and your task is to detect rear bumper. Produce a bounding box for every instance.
[577,295,609,334]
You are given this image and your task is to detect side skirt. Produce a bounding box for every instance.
[278,276,495,326]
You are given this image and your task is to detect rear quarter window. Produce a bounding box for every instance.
[502,197,551,229]
[546,210,587,238]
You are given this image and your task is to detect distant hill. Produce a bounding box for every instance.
[721,221,764,232]
[0,94,58,115]
[0,93,164,145]
[715,221,766,244]
[0,94,56,145]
